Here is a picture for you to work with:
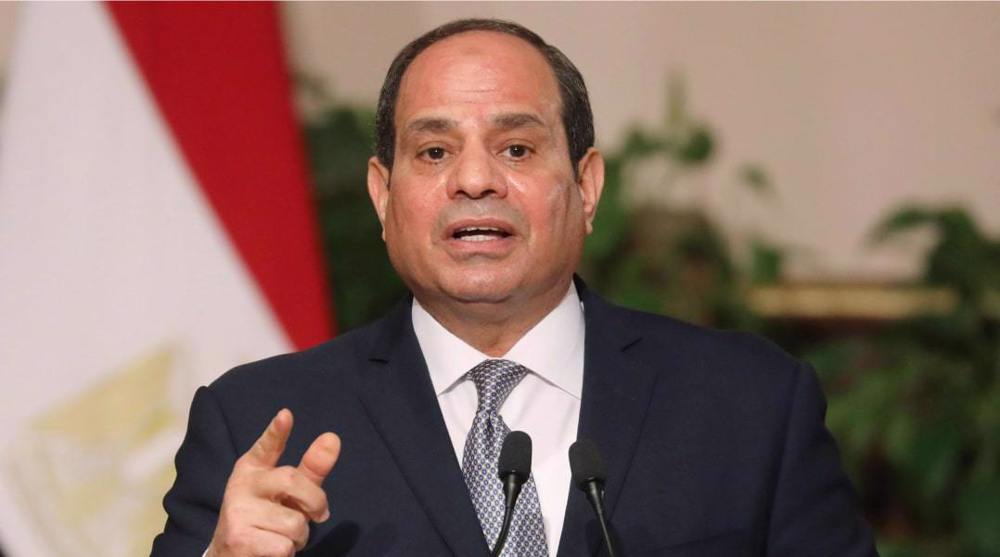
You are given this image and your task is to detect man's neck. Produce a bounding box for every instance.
[414,281,572,357]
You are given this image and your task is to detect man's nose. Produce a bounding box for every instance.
[447,145,507,199]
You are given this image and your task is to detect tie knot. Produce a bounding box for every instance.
[467,359,528,414]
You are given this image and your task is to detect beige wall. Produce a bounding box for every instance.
[0,4,17,87]
[3,3,998,282]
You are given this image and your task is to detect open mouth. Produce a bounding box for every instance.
[451,226,512,242]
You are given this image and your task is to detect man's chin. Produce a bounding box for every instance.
[446,286,513,306]
[438,274,516,306]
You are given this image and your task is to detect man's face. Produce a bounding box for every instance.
[368,31,603,314]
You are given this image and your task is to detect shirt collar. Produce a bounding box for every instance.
[412,283,585,400]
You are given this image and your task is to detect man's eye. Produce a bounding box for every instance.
[505,144,529,159]
[423,147,446,160]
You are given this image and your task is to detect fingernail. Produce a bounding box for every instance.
[320,509,330,522]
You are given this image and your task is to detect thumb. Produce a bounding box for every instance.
[244,408,293,468]
[297,432,341,486]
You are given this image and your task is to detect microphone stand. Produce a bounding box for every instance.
[493,431,532,557]
[570,439,619,557]
[492,473,525,557]
[580,478,618,557]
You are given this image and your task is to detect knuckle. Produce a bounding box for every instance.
[275,509,295,532]
[292,511,309,533]
[275,465,298,489]
[282,509,308,536]
[283,502,302,520]
[221,527,249,552]
[296,491,319,514]
[278,536,295,557]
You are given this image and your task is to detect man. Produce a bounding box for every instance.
[152,19,877,557]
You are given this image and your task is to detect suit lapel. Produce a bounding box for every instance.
[356,298,490,556]
[557,284,659,557]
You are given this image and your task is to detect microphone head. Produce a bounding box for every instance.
[498,431,532,483]
[569,439,607,490]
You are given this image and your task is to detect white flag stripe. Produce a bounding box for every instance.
[0,4,293,555]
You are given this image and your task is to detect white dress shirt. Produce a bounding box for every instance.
[412,284,585,556]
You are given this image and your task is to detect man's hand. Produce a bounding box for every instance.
[207,409,341,557]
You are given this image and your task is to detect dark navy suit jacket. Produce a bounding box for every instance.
[151,284,877,556]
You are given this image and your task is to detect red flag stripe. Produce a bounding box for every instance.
[106,2,334,348]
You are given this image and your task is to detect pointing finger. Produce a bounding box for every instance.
[245,408,293,468]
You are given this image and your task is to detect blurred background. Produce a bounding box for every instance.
[0,3,997,556]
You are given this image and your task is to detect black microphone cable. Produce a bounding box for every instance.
[569,439,618,557]
[493,431,532,557]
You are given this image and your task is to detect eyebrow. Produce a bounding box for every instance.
[405,117,457,135]
[492,112,546,131]
[403,112,547,136]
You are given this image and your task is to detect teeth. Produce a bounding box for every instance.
[453,226,509,241]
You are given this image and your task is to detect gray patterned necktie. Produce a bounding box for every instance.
[462,359,549,556]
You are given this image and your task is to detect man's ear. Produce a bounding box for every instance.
[366,156,391,241]
[576,147,605,235]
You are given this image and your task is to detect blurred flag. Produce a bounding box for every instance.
[0,3,332,556]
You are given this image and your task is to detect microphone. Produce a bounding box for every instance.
[493,431,532,557]
[569,439,618,557]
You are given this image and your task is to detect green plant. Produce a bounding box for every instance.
[580,77,777,330]
[806,207,1000,557]
[304,104,406,331]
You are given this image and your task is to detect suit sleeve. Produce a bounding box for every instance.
[767,362,879,557]
[150,386,237,556]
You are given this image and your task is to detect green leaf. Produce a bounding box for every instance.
[958,478,1000,555]
[884,411,917,470]
[868,206,936,244]
[749,241,784,285]
[304,103,405,331]
[674,125,714,166]
[621,128,668,158]
[905,418,962,509]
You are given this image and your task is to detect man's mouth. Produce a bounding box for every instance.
[452,226,512,242]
